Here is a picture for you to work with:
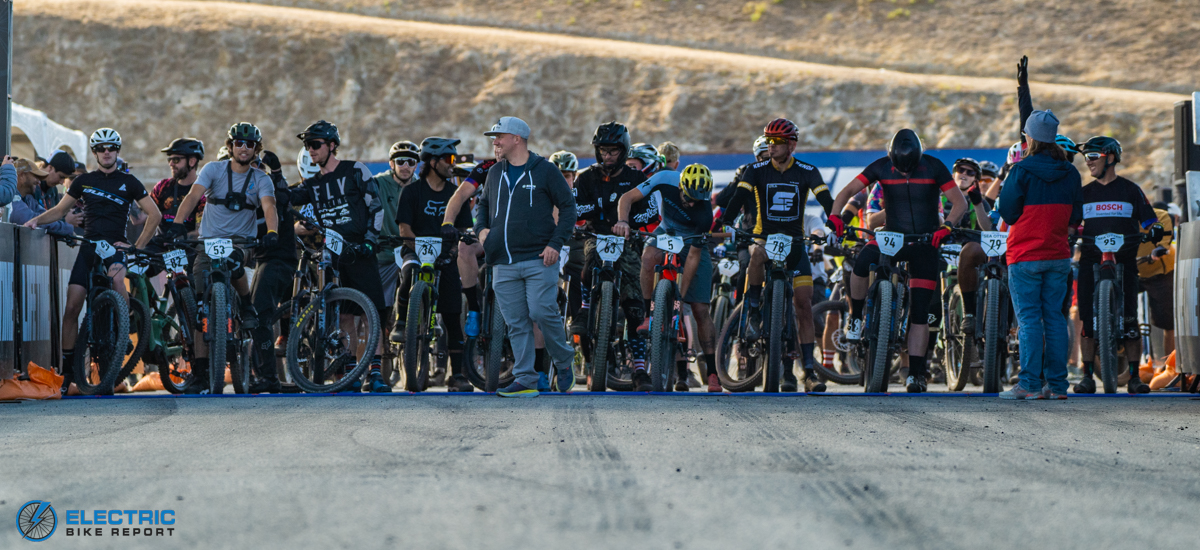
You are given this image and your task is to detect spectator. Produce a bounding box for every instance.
[997,109,1082,400]
[658,141,681,171]
[474,116,578,397]
[8,158,77,236]
[0,155,17,207]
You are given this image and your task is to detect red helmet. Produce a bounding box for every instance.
[764,118,799,141]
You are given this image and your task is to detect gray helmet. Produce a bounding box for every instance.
[389,140,421,160]
[628,143,662,176]
[419,137,460,161]
[549,151,579,172]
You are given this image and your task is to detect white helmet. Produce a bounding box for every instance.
[752,136,769,158]
[297,149,320,179]
[89,128,122,149]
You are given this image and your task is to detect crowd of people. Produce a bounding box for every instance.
[0,55,1186,399]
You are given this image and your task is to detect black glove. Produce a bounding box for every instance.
[1146,224,1164,243]
[263,230,279,248]
[1017,55,1029,88]
[260,150,282,173]
[163,223,187,241]
[440,223,460,245]
[359,241,375,260]
[966,185,983,205]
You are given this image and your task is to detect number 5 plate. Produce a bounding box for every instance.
[875,231,903,256]
[764,234,792,261]
[596,234,624,262]
[1096,233,1124,253]
[204,238,233,259]
[164,249,189,273]
[658,235,685,254]
[980,231,1008,256]
[415,237,442,265]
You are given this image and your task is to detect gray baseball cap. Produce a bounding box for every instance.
[1024,109,1060,144]
[484,116,530,140]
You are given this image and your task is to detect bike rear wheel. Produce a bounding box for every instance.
[404,281,432,392]
[764,279,786,393]
[589,281,615,392]
[944,288,968,391]
[810,299,862,385]
[285,287,379,393]
[864,281,894,393]
[715,302,763,392]
[649,279,677,392]
[1096,279,1119,394]
[73,289,129,396]
[161,287,198,394]
[982,278,1005,393]
[117,297,152,382]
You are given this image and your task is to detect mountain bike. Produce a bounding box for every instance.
[646,231,714,392]
[55,234,129,395]
[120,247,200,393]
[1078,232,1146,394]
[173,237,257,394]
[958,229,1013,393]
[575,230,642,392]
[398,233,475,392]
[710,251,739,338]
[714,229,815,392]
[463,260,516,392]
[810,241,865,386]
[283,209,380,393]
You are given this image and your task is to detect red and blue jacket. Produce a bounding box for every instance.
[997,152,1082,263]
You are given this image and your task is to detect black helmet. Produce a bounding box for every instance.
[296,120,340,144]
[1080,136,1122,164]
[161,137,205,159]
[419,137,460,161]
[228,122,262,143]
[952,158,981,178]
[591,122,631,166]
[888,129,923,175]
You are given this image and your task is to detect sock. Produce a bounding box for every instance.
[535,348,548,374]
[850,298,865,320]
[449,351,465,378]
[822,349,836,370]
[676,360,688,381]
[370,354,382,375]
[962,290,977,317]
[908,355,927,379]
[1083,361,1095,378]
[747,285,762,308]
[800,343,816,370]
[580,284,590,310]
[704,353,717,377]
[463,285,481,312]
[61,349,76,388]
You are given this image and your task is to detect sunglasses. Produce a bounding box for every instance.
[438,154,457,164]
[392,158,418,167]
[167,156,188,164]
[232,139,258,149]
[304,140,327,150]
[955,167,977,178]
[764,136,792,145]
[92,145,120,153]
[1083,152,1106,161]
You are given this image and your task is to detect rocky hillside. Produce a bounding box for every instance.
[211,0,1200,95]
[15,0,1188,187]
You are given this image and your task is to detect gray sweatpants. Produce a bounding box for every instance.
[493,258,575,388]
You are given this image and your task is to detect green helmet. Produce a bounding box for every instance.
[549,151,579,172]
[228,122,262,143]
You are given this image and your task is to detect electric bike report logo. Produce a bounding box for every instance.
[15,500,57,542]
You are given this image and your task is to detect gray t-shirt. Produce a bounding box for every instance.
[196,160,275,239]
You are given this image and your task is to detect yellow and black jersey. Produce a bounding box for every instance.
[719,156,833,237]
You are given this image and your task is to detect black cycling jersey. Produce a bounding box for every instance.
[67,169,148,243]
[575,164,656,233]
[854,155,954,235]
[1079,176,1156,262]
[397,177,473,237]
[715,163,756,232]
[721,157,832,237]
[255,171,297,263]
[292,160,382,244]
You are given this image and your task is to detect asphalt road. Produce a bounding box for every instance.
[4,393,1199,549]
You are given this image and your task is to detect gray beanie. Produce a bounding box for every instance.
[1024,109,1060,143]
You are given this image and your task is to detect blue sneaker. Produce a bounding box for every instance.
[465,311,481,338]
[555,364,575,392]
[537,372,551,392]
[368,371,392,393]
[498,381,539,398]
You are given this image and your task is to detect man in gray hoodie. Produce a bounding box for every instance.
[475,117,578,397]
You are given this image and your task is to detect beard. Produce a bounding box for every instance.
[172,166,190,180]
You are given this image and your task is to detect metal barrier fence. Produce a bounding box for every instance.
[0,222,76,379]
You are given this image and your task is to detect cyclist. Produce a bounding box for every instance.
[658,141,681,171]
[392,137,476,392]
[442,157,499,337]
[616,164,721,392]
[549,150,587,345]
[946,158,995,338]
[25,128,163,393]
[713,136,770,296]
[718,118,838,392]
[1073,136,1162,394]
[828,128,968,393]
[153,138,206,240]
[627,142,663,177]
[1138,202,1175,362]
[290,120,389,392]
[166,123,278,393]
[573,122,655,386]
[375,140,421,337]
[244,149,297,394]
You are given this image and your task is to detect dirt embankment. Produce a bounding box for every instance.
[16,1,1187,187]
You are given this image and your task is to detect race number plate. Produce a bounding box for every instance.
[204,238,234,259]
[94,240,116,260]
[415,237,442,265]
[394,246,407,268]
[324,229,344,255]
[164,250,189,273]
[980,231,1008,257]
[299,204,315,221]
[939,243,962,268]
[717,258,740,278]
[596,234,624,262]
[559,245,570,274]
[875,231,903,256]
[764,234,792,261]
[127,262,148,275]
[658,235,685,254]
[1096,233,1124,253]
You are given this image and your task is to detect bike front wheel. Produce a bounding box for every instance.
[286,287,379,393]
[73,289,129,396]
[864,281,895,393]
[764,279,787,393]
[589,281,616,392]
[1096,279,1119,394]
[648,279,677,392]
[981,278,1005,393]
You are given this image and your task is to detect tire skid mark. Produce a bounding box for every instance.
[553,403,650,533]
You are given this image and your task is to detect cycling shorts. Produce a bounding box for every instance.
[1077,256,1138,338]
[67,241,126,288]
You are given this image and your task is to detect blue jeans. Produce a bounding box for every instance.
[1008,259,1072,394]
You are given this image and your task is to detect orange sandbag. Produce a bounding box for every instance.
[1139,357,1157,383]
[1150,351,1178,390]
[132,372,165,392]
[0,363,63,400]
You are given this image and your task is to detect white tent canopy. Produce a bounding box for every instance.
[10,103,88,163]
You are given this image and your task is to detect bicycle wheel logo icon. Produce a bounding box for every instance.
[15,500,57,542]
